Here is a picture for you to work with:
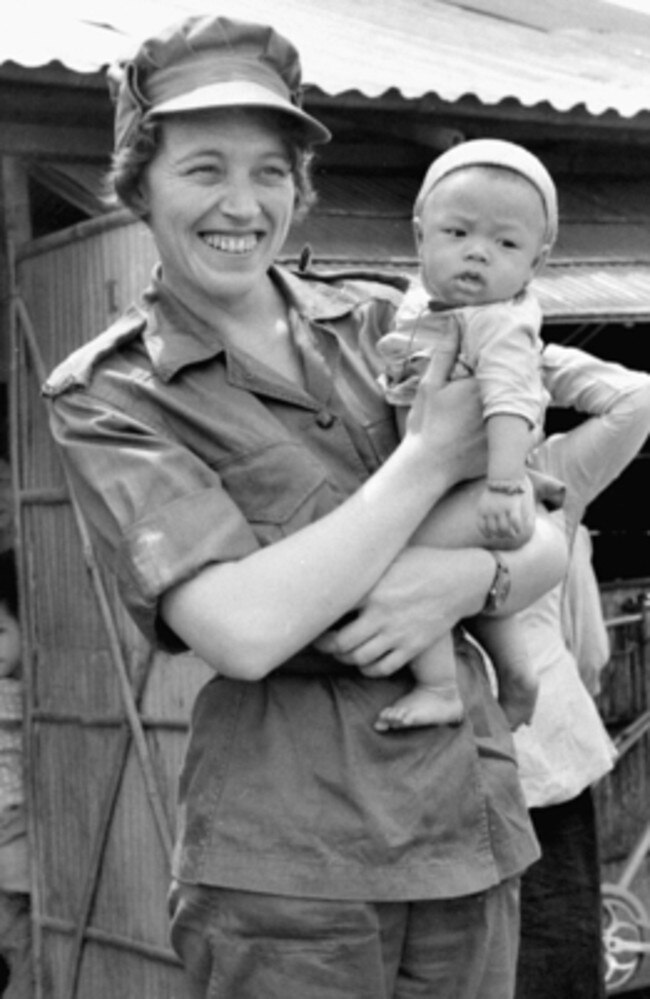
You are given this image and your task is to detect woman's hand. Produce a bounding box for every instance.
[314,545,492,677]
[402,369,488,487]
[315,508,567,678]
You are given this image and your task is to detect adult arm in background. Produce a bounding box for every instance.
[531,346,650,693]
[535,343,650,528]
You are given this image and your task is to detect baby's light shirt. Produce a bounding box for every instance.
[380,280,546,429]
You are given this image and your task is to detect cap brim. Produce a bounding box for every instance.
[150,80,331,145]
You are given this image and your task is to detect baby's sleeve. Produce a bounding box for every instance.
[464,297,545,428]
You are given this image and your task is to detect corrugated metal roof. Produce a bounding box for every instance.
[4,0,650,119]
[535,262,650,323]
[287,258,650,324]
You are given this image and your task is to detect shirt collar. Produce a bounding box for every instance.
[142,263,360,382]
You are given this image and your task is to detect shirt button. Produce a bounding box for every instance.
[316,411,336,429]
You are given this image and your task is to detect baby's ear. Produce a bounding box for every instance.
[532,244,552,276]
[412,217,423,249]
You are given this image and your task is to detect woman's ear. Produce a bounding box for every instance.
[130,177,151,221]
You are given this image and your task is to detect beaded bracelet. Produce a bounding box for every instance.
[486,478,527,496]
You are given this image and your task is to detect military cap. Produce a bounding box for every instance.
[109,14,331,151]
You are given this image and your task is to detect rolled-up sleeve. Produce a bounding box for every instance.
[48,388,260,645]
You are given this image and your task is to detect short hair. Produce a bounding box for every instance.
[106,107,317,223]
[0,549,18,619]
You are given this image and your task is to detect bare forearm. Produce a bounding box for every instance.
[486,413,531,483]
[162,440,456,678]
[408,512,566,625]
[543,343,650,416]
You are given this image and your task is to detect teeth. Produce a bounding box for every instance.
[202,233,258,253]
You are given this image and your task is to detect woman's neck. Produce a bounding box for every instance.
[158,270,306,387]
[198,278,305,387]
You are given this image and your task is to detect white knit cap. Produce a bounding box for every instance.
[414,138,558,247]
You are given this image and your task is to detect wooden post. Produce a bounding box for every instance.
[0,157,31,550]
[0,155,32,421]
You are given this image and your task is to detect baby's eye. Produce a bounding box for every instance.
[443,226,466,238]
[499,238,519,250]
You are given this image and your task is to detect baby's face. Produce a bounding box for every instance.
[415,167,549,306]
[0,605,20,678]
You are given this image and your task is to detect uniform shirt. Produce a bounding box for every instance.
[44,264,539,901]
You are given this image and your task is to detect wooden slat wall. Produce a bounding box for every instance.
[14,216,210,997]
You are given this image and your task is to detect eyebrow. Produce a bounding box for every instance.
[173,146,290,166]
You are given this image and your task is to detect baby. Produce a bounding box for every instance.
[376,138,560,732]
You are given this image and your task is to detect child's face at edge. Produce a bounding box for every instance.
[415,167,550,306]
[0,603,21,678]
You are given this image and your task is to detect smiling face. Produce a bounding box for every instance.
[415,166,549,306]
[141,108,298,317]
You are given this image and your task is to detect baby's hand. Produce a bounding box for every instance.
[477,478,535,543]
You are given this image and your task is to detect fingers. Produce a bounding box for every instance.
[358,649,410,678]
[315,620,410,675]
[316,629,393,667]
[479,513,523,541]
[314,616,371,656]
[408,368,480,426]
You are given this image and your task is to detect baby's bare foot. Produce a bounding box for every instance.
[375,684,464,732]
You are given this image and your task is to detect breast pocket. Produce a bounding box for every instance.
[217,442,342,543]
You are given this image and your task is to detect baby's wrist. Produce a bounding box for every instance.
[486,477,527,496]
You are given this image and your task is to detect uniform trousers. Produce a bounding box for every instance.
[169,877,520,999]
